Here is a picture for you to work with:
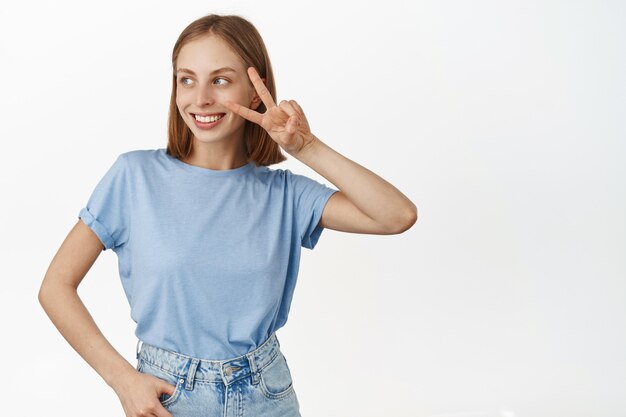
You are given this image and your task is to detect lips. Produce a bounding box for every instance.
[191,112,226,129]
[192,112,226,117]
[192,112,226,123]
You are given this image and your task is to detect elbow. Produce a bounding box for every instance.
[37,280,67,307]
[38,288,49,312]
[401,206,418,233]
[38,283,52,307]
[389,205,418,234]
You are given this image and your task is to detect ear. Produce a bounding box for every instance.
[250,78,266,110]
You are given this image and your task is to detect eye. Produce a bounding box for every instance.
[180,77,193,86]
[214,77,229,85]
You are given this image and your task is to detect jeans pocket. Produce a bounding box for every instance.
[137,359,184,408]
[258,351,295,400]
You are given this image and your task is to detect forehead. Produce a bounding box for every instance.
[176,34,244,73]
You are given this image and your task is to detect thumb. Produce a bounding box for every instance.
[288,115,300,133]
[159,380,177,397]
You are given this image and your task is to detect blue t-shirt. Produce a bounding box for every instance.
[78,148,338,360]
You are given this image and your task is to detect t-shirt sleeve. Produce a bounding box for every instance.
[288,169,339,250]
[78,154,131,251]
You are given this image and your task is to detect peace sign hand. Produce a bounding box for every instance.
[224,67,316,156]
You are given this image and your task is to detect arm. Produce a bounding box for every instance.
[225,66,418,235]
[38,219,135,391]
[291,133,417,234]
[39,220,177,416]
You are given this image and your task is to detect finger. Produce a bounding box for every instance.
[153,381,176,417]
[224,100,263,125]
[278,100,300,130]
[278,100,298,118]
[289,100,305,117]
[156,405,174,417]
[287,116,299,133]
[247,67,276,110]
[161,381,177,396]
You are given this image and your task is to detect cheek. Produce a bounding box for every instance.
[221,88,251,105]
[176,88,190,103]
[213,92,227,104]
[176,89,197,114]
[216,91,242,105]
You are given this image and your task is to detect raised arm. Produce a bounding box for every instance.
[291,134,417,235]
[224,66,418,235]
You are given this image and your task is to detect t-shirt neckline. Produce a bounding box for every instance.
[160,148,255,177]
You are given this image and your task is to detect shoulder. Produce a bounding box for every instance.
[255,165,303,182]
[257,165,333,197]
[253,165,316,189]
[115,148,163,171]
[251,164,289,183]
[119,148,160,163]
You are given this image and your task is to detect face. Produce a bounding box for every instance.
[175,34,262,147]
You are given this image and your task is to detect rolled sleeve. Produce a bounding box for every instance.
[288,169,338,250]
[78,154,131,251]
[78,206,116,250]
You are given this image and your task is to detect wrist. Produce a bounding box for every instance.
[290,133,321,161]
[107,362,137,392]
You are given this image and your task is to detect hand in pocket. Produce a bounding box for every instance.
[113,369,177,417]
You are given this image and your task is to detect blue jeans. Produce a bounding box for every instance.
[135,332,301,417]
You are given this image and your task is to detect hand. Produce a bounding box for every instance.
[224,67,316,156]
[112,369,176,417]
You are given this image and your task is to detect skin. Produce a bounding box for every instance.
[174,34,263,171]
[226,67,418,235]
[38,32,418,417]
[175,34,418,235]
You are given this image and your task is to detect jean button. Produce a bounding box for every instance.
[224,366,241,375]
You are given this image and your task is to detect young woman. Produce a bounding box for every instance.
[39,13,417,417]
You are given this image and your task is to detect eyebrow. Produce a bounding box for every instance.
[175,67,237,77]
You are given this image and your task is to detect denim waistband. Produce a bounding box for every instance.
[135,332,282,388]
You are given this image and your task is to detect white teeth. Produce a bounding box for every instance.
[194,113,224,123]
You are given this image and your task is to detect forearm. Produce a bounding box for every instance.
[291,133,417,227]
[38,283,135,391]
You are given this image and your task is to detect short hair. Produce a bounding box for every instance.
[167,14,286,166]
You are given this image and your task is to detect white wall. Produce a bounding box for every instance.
[1,0,624,416]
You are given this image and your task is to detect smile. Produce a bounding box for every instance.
[193,113,225,123]
[191,113,226,130]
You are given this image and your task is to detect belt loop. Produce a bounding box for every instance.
[136,339,143,360]
[246,352,259,385]
[185,358,200,391]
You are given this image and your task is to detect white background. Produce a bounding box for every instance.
[1,1,625,416]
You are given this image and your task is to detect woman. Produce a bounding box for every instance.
[38,13,417,417]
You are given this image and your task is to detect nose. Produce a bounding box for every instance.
[195,85,215,107]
